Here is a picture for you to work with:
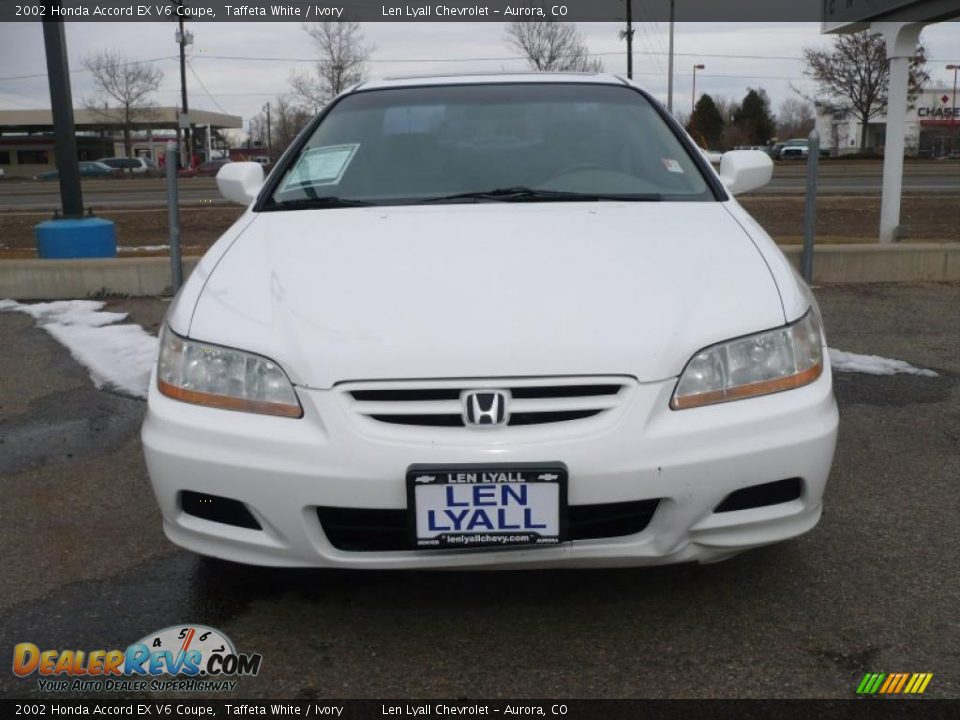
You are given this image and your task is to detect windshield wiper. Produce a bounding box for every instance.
[418,187,663,204]
[263,196,375,211]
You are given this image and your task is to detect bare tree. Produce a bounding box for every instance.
[801,31,928,152]
[82,51,163,158]
[289,22,373,109]
[250,96,313,159]
[713,96,738,124]
[505,20,603,72]
[709,96,744,150]
[777,98,815,140]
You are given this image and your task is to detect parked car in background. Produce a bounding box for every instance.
[35,161,118,180]
[779,139,830,160]
[179,159,233,178]
[143,73,837,571]
[779,139,810,159]
[98,156,160,175]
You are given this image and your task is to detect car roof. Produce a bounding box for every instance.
[356,72,629,92]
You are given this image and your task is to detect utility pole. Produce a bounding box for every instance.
[667,0,675,113]
[170,2,192,169]
[177,16,191,168]
[624,1,634,80]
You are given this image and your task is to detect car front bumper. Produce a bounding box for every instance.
[142,366,838,569]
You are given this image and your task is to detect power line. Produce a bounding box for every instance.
[0,56,179,83]
[188,50,806,64]
[147,67,809,100]
[186,58,228,113]
[0,49,836,85]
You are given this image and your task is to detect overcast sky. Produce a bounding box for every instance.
[1,21,958,134]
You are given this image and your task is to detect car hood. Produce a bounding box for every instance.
[189,202,785,388]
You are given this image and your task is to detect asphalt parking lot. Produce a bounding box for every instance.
[0,283,958,699]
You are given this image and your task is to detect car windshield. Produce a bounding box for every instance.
[266,83,712,208]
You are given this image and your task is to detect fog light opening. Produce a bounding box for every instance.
[180,491,262,530]
[714,478,803,513]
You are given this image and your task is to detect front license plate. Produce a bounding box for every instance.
[407,464,567,549]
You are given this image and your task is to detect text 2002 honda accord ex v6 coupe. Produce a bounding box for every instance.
[142,74,838,569]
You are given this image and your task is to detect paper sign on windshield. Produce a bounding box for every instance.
[282,144,358,189]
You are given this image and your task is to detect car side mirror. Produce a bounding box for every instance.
[217,162,265,205]
[718,150,773,195]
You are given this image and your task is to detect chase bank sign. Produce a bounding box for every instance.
[918,94,959,124]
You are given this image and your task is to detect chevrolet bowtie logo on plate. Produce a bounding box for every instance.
[462,390,510,427]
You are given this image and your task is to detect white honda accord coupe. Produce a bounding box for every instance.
[142,73,838,569]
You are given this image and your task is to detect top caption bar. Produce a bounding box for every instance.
[5,0,959,23]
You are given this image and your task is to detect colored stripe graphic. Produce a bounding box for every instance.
[856,674,874,694]
[857,672,932,695]
[904,674,921,694]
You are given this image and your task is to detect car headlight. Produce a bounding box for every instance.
[671,309,824,410]
[157,326,302,418]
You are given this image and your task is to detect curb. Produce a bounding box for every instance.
[1,245,958,300]
[779,242,960,284]
[0,257,200,300]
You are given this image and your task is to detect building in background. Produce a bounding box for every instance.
[0,107,242,177]
[816,86,960,158]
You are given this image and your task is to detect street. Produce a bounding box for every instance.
[1,161,959,210]
[0,283,957,699]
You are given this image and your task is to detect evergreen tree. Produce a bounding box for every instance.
[687,93,724,149]
[733,88,776,145]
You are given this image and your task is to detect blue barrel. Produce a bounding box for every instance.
[35,218,117,259]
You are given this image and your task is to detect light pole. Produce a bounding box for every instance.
[667,0,675,113]
[264,103,272,162]
[624,0,633,80]
[948,65,959,124]
[948,65,959,158]
[41,14,83,219]
[692,64,705,114]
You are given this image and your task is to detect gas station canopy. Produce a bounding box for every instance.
[0,107,241,134]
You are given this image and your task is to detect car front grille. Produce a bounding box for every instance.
[342,378,629,428]
[316,500,661,552]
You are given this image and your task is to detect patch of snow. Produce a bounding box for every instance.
[121,245,170,252]
[2,299,127,327]
[0,299,158,398]
[829,348,938,378]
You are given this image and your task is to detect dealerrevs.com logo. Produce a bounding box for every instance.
[12,624,262,693]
